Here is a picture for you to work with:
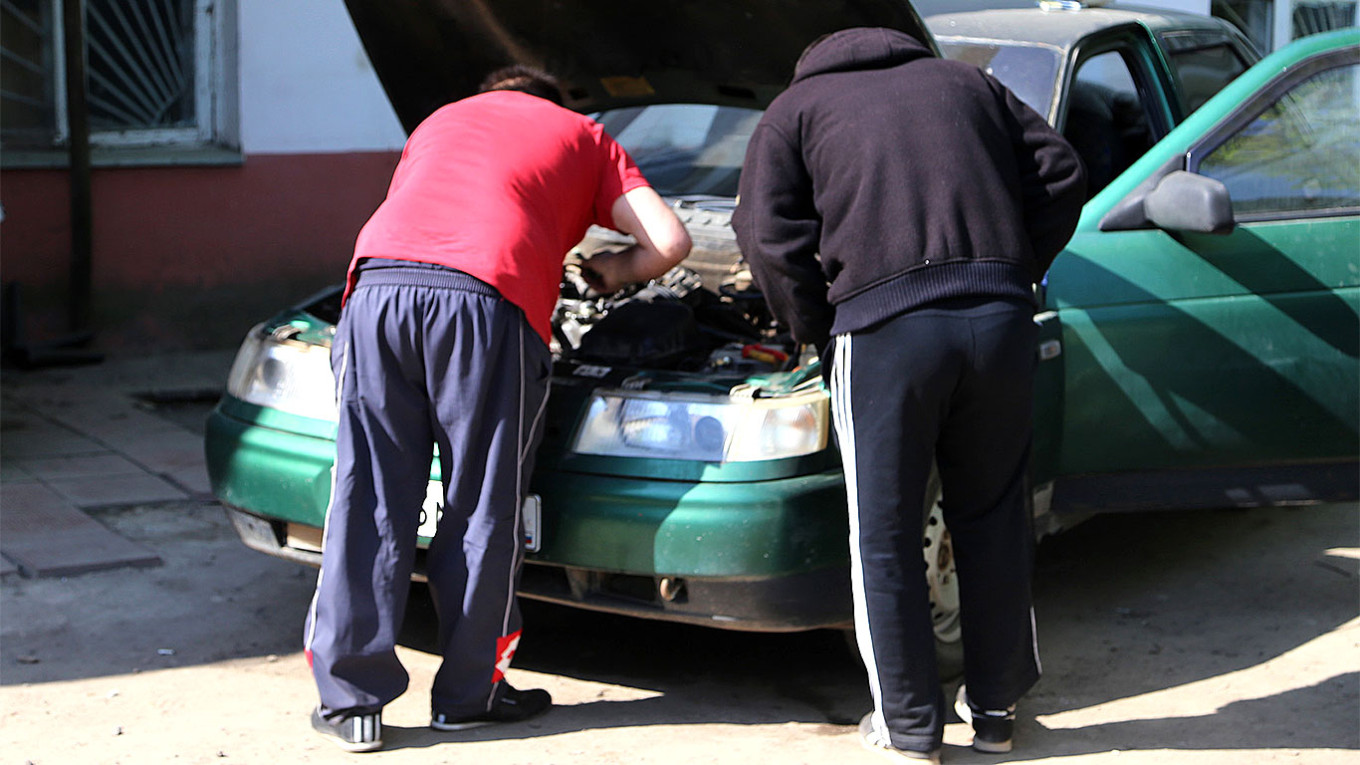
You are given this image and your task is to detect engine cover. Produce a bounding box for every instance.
[575,299,704,368]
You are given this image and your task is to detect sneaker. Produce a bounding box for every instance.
[858,713,942,764]
[431,685,552,730]
[954,685,1014,754]
[310,706,382,753]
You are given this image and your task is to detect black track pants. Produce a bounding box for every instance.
[831,297,1041,754]
[305,276,549,719]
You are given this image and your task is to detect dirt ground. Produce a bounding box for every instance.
[1,498,1356,764]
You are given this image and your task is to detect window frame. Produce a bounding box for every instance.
[0,0,61,145]
[1186,44,1360,223]
[79,0,217,147]
[1057,30,1176,199]
[1,0,237,165]
[1158,27,1251,119]
[1059,29,1179,141]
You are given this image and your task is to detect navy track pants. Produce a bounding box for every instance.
[305,273,550,719]
[832,297,1041,753]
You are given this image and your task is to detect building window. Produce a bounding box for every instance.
[0,0,58,146]
[1,0,233,155]
[1292,0,1358,38]
[87,0,199,138]
[1215,0,1358,52]
[1214,0,1277,51]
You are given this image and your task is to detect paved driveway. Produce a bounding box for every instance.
[1,497,1354,763]
[0,353,1355,763]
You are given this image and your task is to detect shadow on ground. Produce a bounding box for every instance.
[3,498,1355,759]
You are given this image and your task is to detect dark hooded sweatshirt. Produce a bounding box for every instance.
[732,27,1086,351]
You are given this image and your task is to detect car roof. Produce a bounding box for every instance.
[926,6,1237,51]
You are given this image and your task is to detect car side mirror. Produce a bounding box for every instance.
[1099,161,1237,235]
[1143,171,1235,235]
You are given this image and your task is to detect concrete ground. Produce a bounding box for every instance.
[0,352,1356,764]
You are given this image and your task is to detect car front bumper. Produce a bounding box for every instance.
[206,400,854,631]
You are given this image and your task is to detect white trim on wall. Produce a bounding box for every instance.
[238,0,405,155]
[1113,0,1212,12]
[1274,4,1294,49]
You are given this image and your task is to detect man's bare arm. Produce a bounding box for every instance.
[581,186,692,293]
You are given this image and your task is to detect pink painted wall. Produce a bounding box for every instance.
[0,151,400,351]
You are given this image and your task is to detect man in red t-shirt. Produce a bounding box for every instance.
[305,65,691,753]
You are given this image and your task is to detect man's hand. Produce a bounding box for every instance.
[579,247,641,294]
[579,262,610,294]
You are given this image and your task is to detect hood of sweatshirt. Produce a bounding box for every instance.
[342,0,935,133]
[792,26,936,84]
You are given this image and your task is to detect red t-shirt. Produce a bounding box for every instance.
[346,90,649,345]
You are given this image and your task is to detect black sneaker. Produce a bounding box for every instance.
[310,706,382,752]
[431,686,552,731]
[954,685,1014,754]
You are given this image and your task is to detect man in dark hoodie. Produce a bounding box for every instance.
[733,27,1085,763]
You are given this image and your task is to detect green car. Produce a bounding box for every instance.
[206,1,1358,661]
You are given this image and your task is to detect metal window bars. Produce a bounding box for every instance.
[1292,1,1358,38]
[1,0,201,147]
[85,0,195,131]
[0,0,58,143]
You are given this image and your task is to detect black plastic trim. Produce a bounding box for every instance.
[518,561,852,633]
[1051,460,1360,515]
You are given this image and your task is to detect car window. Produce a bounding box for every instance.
[936,40,1062,118]
[594,104,763,198]
[1064,50,1154,198]
[1167,42,1251,114]
[1197,62,1360,218]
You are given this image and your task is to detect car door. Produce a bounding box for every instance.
[1154,26,1256,118]
[1057,29,1175,201]
[1043,31,1359,508]
[1031,27,1175,498]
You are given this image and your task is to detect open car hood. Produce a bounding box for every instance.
[344,0,935,132]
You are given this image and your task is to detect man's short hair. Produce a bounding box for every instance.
[479,65,565,106]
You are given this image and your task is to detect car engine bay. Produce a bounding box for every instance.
[554,199,795,376]
[297,199,798,379]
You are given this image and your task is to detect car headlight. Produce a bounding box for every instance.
[572,388,829,462]
[226,323,337,422]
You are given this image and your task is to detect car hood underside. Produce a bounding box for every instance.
[343,0,935,131]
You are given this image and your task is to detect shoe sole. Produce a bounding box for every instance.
[862,742,942,764]
[430,718,495,732]
[860,738,940,763]
[332,739,383,753]
[973,738,1013,754]
[431,708,551,731]
[311,710,382,752]
[858,714,941,764]
[432,696,552,731]
[313,726,383,752]
[955,686,1014,755]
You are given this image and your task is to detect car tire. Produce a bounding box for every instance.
[922,472,965,682]
[842,467,965,682]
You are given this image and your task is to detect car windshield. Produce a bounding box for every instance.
[595,104,763,198]
[936,40,1063,120]
[593,47,1061,197]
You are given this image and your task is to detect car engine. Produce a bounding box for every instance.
[554,199,793,374]
[299,200,796,376]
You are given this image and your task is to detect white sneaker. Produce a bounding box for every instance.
[858,713,942,764]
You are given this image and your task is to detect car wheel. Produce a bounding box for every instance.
[923,473,965,681]
[842,468,965,682]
